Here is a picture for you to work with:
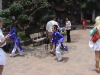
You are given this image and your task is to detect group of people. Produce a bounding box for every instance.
[46,15,100,73]
[46,15,71,61]
[0,15,100,75]
[0,16,71,75]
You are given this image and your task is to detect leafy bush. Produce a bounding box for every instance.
[18,31,29,41]
[0,9,10,17]
[40,15,50,23]
[9,3,23,16]
[18,14,28,22]
[20,0,32,9]
[2,18,13,28]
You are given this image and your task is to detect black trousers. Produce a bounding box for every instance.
[66,30,71,42]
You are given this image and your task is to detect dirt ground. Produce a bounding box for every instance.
[3,29,100,75]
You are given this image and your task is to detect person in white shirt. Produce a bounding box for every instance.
[65,18,71,42]
[46,16,58,55]
[0,17,9,75]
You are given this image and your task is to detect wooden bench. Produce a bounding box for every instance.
[30,31,46,46]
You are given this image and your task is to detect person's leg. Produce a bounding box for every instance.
[16,43,24,56]
[67,30,71,42]
[50,43,53,51]
[82,24,84,29]
[99,51,100,60]
[10,44,17,56]
[84,24,86,29]
[55,43,62,61]
[48,32,53,51]
[66,30,69,42]
[99,51,100,67]
[69,30,71,42]
[95,51,100,72]
[0,65,3,75]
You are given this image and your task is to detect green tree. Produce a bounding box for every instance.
[1,0,100,30]
[1,0,50,31]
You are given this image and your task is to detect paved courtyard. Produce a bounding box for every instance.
[3,29,100,75]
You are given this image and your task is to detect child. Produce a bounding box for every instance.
[8,27,24,57]
[51,25,66,61]
[81,18,87,29]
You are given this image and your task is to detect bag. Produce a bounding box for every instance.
[43,37,50,44]
[2,45,9,52]
[91,29,99,43]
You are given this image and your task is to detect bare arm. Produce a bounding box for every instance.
[0,35,9,46]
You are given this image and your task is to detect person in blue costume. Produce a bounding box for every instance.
[51,25,68,61]
[8,27,24,57]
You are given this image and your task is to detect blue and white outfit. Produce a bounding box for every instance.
[0,29,6,65]
[89,27,100,51]
[8,28,24,56]
[51,31,64,61]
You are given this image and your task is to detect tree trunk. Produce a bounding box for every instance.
[80,10,83,20]
[92,10,95,23]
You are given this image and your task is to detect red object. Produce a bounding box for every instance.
[81,19,87,29]
[91,31,99,43]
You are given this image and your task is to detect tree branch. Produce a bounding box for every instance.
[27,6,44,28]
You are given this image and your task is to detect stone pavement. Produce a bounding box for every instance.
[3,29,100,75]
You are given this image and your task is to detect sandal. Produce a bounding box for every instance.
[93,68,100,73]
[50,51,55,56]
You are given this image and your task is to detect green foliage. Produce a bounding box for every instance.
[2,0,100,31]
[18,14,28,22]
[80,3,87,9]
[40,15,50,23]
[32,0,50,7]
[0,9,10,17]
[1,0,51,31]
[9,3,23,16]
[96,2,100,10]
[18,31,29,41]
[19,0,32,9]
[2,18,13,28]
[40,10,55,23]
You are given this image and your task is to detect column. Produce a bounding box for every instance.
[0,0,2,11]
[92,10,95,22]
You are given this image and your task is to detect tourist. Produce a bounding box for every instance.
[89,16,100,73]
[46,15,59,55]
[0,17,9,75]
[65,18,71,42]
